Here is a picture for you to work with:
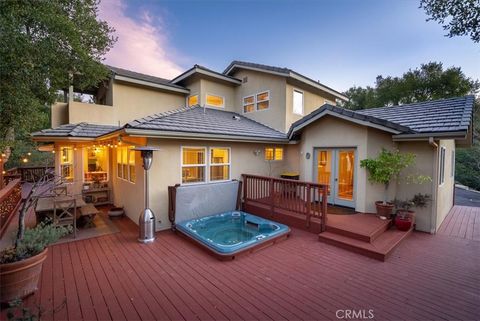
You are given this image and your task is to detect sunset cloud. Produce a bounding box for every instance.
[98,0,184,79]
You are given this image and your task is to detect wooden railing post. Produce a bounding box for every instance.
[269,177,274,218]
[306,183,311,228]
[321,186,328,232]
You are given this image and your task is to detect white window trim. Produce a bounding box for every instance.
[256,90,270,111]
[242,94,255,113]
[265,147,284,161]
[209,147,232,182]
[116,147,136,184]
[205,93,225,109]
[451,150,455,178]
[181,146,208,185]
[59,146,74,183]
[186,93,199,107]
[83,147,110,183]
[439,146,446,186]
[293,88,304,116]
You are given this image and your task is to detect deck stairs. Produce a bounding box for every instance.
[318,213,413,261]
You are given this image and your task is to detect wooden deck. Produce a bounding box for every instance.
[3,206,479,320]
[437,205,480,240]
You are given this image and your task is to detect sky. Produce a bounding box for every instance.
[98,0,480,92]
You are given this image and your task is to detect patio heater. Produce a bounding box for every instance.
[133,146,160,243]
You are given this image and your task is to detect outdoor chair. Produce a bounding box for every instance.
[53,197,77,238]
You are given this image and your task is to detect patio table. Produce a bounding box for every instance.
[35,195,86,213]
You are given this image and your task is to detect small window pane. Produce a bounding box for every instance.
[257,91,269,101]
[293,90,304,115]
[275,148,283,161]
[244,104,255,113]
[188,95,198,107]
[257,101,269,110]
[206,94,224,108]
[265,148,274,161]
[211,148,229,164]
[183,148,205,165]
[210,165,230,181]
[244,96,254,104]
[182,167,205,183]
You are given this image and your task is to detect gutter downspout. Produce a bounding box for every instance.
[429,137,439,234]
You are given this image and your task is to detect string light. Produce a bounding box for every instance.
[27,152,31,156]
[22,158,28,163]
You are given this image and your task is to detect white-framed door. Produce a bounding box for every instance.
[314,148,356,208]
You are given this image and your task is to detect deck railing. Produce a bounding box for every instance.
[242,174,328,232]
[5,166,54,183]
[0,178,22,237]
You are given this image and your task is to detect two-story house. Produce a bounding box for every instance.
[32,61,474,234]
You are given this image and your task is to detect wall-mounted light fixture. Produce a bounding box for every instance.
[253,149,261,156]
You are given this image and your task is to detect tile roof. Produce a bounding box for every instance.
[288,96,475,138]
[223,61,291,75]
[171,64,242,84]
[126,106,288,141]
[356,96,475,133]
[107,65,187,90]
[31,123,119,138]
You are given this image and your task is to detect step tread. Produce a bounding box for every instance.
[326,214,391,242]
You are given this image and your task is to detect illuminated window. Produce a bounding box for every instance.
[60,147,74,182]
[210,148,230,181]
[187,95,198,107]
[84,147,108,183]
[182,147,206,184]
[206,94,224,108]
[265,147,283,161]
[256,91,270,110]
[117,146,135,183]
[243,95,255,113]
[293,89,304,115]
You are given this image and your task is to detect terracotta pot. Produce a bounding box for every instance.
[395,210,415,231]
[375,201,395,218]
[0,248,48,303]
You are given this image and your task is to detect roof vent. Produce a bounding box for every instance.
[232,115,241,121]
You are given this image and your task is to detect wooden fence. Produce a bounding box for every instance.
[242,174,328,232]
[5,166,54,183]
[0,178,22,238]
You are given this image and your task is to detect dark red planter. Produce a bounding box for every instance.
[395,210,414,231]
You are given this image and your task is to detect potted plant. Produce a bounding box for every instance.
[0,172,69,303]
[393,194,431,231]
[360,149,416,219]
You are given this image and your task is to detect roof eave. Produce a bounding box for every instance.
[30,136,95,142]
[392,131,469,141]
[124,128,289,144]
[171,67,242,85]
[288,72,348,101]
[114,75,190,94]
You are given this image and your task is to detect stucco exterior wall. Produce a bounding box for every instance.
[396,141,436,232]
[51,103,69,127]
[199,79,236,112]
[145,138,290,230]
[297,116,396,213]
[68,101,116,125]
[435,139,455,231]
[230,69,287,133]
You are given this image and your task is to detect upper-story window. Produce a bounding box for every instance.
[206,94,224,108]
[293,89,304,115]
[243,91,270,113]
[187,95,198,107]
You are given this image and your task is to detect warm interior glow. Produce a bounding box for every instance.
[84,146,108,183]
[206,94,224,108]
[265,148,274,161]
[274,148,283,161]
[187,95,198,107]
[338,150,354,200]
[210,148,230,181]
[182,148,206,183]
[60,147,74,182]
[243,95,255,113]
[317,150,332,196]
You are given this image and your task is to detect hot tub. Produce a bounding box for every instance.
[175,211,290,259]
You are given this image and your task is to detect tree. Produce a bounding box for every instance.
[0,0,116,166]
[420,0,480,43]
[342,62,479,110]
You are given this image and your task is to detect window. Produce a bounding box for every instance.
[439,147,446,185]
[206,94,224,108]
[293,89,304,115]
[256,91,270,110]
[117,146,136,183]
[451,150,455,178]
[84,147,108,183]
[265,147,283,161]
[187,95,198,107]
[210,148,230,181]
[182,147,206,184]
[60,147,74,182]
[243,95,255,113]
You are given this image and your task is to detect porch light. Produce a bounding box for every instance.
[133,146,160,243]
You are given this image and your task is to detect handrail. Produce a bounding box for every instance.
[4,166,54,183]
[0,178,22,237]
[242,174,328,232]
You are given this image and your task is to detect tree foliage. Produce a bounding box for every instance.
[0,0,116,160]
[342,62,479,109]
[420,0,480,43]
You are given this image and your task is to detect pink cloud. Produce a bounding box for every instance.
[98,0,184,79]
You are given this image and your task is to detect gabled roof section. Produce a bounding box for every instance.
[223,60,348,101]
[288,96,475,140]
[107,65,190,94]
[31,123,119,140]
[125,106,288,142]
[171,64,242,85]
[356,96,474,134]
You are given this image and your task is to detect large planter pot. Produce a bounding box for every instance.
[375,201,395,218]
[0,248,48,303]
[395,210,415,231]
